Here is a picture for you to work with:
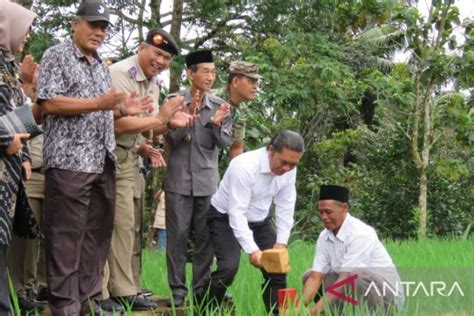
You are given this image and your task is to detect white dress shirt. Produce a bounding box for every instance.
[211,147,297,254]
[312,214,404,306]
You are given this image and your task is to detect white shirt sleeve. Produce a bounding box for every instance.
[273,172,296,245]
[226,165,260,254]
[312,233,331,273]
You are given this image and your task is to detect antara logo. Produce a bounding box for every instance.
[366,281,465,297]
[327,274,465,306]
[327,274,359,305]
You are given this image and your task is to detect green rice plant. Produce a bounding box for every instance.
[7,270,20,316]
[142,238,473,315]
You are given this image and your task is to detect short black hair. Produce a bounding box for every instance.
[267,130,305,153]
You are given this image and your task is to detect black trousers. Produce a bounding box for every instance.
[206,206,286,314]
[0,245,11,315]
[44,157,116,315]
[165,192,214,298]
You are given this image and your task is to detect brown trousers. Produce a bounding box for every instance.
[44,158,116,316]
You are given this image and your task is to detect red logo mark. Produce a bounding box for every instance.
[327,274,359,305]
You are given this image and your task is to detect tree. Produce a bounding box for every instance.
[392,3,470,238]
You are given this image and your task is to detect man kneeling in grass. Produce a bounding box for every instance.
[296,185,404,315]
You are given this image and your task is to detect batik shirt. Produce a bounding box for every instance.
[0,51,36,246]
[36,39,115,173]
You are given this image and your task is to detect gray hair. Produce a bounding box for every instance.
[267,130,305,153]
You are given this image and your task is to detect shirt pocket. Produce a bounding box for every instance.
[197,126,215,150]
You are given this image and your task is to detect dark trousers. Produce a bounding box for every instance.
[165,192,214,298]
[0,245,11,315]
[206,206,286,314]
[44,158,116,316]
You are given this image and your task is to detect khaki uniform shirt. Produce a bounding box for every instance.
[110,55,162,198]
[24,135,45,199]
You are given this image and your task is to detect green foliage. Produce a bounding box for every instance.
[21,0,472,241]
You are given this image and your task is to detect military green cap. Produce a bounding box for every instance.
[229,61,262,80]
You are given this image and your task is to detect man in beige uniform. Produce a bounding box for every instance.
[132,140,147,295]
[100,29,192,312]
[7,135,46,312]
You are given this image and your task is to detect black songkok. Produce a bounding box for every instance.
[319,185,349,203]
[185,50,213,68]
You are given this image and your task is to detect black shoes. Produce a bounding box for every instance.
[35,287,49,302]
[139,288,153,297]
[113,295,157,311]
[99,298,125,313]
[167,294,185,308]
[17,291,45,313]
[81,308,115,316]
[223,291,234,304]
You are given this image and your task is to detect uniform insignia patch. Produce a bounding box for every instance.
[128,66,138,79]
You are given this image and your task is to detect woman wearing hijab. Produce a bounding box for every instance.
[0,1,40,313]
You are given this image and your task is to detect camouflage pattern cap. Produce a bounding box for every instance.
[229,61,262,80]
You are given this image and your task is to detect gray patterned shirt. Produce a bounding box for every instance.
[36,39,116,173]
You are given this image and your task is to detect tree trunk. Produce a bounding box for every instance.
[418,170,428,238]
[418,90,433,238]
[150,0,162,25]
[169,0,183,93]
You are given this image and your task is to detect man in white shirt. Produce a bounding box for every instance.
[203,130,305,313]
[297,185,404,315]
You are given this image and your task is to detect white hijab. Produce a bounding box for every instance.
[0,0,37,61]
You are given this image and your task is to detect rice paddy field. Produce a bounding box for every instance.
[141,238,474,316]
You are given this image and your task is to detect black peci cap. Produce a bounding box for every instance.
[145,29,179,56]
[76,1,111,24]
[185,50,213,68]
[319,185,349,203]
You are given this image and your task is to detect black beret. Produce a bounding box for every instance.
[185,50,213,68]
[319,185,349,203]
[145,29,179,56]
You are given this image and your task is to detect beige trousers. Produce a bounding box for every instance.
[102,155,136,297]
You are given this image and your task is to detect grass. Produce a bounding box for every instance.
[142,238,474,315]
[8,238,473,315]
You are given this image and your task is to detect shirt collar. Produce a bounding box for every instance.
[131,55,147,82]
[326,213,352,242]
[260,148,272,174]
[68,39,102,63]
